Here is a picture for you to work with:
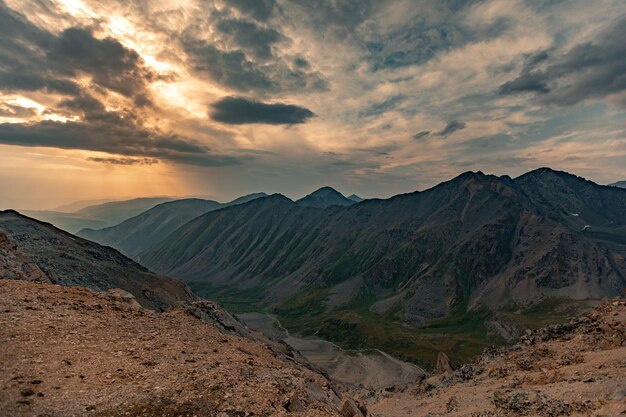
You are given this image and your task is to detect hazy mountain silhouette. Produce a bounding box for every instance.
[78,193,268,258]
[23,197,173,233]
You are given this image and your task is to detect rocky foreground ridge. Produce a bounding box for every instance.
[0,279,349,417]
[369,298,626,416]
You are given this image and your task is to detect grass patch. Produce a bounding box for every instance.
[188,282,266,313]
[499,297,596,330]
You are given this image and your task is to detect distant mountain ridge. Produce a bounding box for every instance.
[78,193,268,258]
[0,210,192,310]
[23,197,174,233]
[609,180,626,188]
[138,168,626,364]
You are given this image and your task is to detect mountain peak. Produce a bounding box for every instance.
[516,167,600,187]
[225,192,269,206]
[265,193,294,203]
[441,170,498,188]
[296,187,354,208]
[348,194,364,202]
[309,186,343,197]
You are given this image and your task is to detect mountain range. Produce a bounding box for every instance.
[3,168,625,367]
[609,180,626,188]
[21,197,174,233]
[135,168,626,364]
[2,173,624,415]
[77,193,267,258]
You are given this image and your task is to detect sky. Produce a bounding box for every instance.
[1,0,625,209]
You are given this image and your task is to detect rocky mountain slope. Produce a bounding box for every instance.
[77,193,267,259]
[22,197,173,233]
[369,298,626,416]
[296,187,356,208]
[139,168,626,365]
[0,279,342,417]
[0,210,191,311]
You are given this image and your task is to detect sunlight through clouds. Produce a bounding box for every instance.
[0,0,625,207]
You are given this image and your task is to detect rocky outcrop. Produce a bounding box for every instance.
[340,398,366,417]
[435,352,454,375]
[369,299,626,416]
[0,231,47,282]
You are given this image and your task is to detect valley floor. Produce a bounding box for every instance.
[369,300,626,416]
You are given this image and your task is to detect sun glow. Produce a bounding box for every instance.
[3,95,46,113]
[54,0,97,18]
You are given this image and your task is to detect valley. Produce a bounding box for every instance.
[237,312,424,390]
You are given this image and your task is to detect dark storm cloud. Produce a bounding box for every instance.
[87,157,160,165]
[499,18,626,106]
[46,27,156,98]
[223,0,277,21]
[287,0,378,34]
[182,40,274,91]
[179,2,329,95]
[216,18,286,60]
[0,103,37,118]
[438,120,466,136]
[367,26,467,70]
[0,2,237,167]
[210,96,314,125]
[183,31,328,94]
[283,0,481,72]
[498,50,553,95]
[0,73,81,95]
[0,108,243,167]
[499,70,550,95]
[0,2,78,95]
[413,130,431,139]
[356,0,482,71]
[182,37,327,94]
[358,95,406,118]
[0,2,155,101]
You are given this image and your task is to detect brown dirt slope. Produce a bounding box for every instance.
[0,279,342,417]
[369,299,626,416]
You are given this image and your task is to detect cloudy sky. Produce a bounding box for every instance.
[1,0,625,208]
